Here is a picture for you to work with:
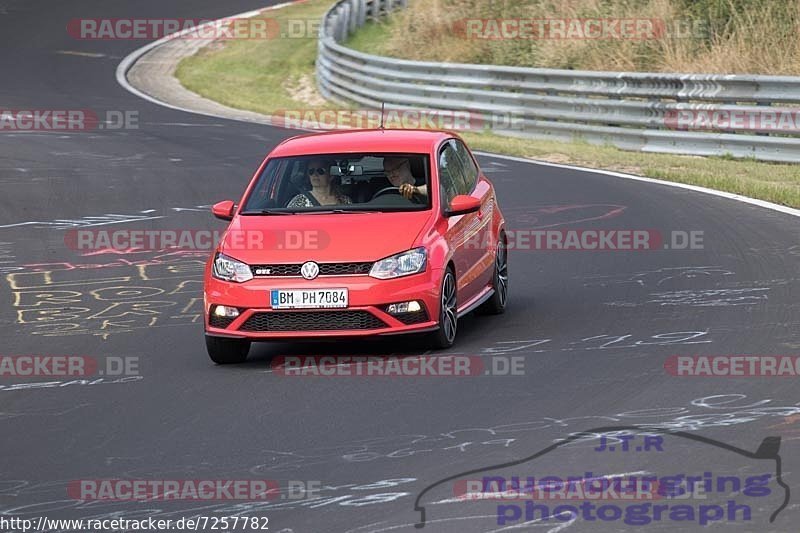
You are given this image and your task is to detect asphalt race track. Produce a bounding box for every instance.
[1,1,799,532]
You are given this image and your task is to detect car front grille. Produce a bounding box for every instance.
[250,262,373,277]
[320,262,374,275]
[239,311,388,332]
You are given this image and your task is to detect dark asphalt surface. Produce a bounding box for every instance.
[1,1,799,532]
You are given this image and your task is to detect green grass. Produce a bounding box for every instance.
[175,0,800,208]
[176,0,337,114]
[345,19,394,56]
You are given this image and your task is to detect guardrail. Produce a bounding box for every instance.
[317,0,800,163]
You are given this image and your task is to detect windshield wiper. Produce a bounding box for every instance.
[239,209,295,215]
[240,209,381,215]
[304,209,379,214]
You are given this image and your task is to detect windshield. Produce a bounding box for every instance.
[241,153,431,213]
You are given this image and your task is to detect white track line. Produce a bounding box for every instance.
[115,3,800,220]
[474,151,800,218]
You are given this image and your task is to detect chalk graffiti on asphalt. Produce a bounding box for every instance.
[5,251,206,338]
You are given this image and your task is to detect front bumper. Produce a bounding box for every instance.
[204,270,441,339]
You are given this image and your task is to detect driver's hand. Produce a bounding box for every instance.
[399,183,417,199]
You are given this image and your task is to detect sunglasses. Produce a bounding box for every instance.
[308,167,328,176]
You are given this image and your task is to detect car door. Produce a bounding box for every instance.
[452,139,494,291]
[438,140,483,304]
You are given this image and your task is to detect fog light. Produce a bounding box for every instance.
[387,301,422,315]
[213,305,240,318]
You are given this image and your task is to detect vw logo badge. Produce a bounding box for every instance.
[301,261,320,280]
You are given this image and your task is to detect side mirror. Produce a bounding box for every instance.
[445,195,481,217]
[212,200,236,221]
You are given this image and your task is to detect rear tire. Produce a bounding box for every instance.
[430,268,458,349]
[205,335,251,364]
[479,233,508,315]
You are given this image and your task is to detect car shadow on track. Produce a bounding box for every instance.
[237,310,509,366]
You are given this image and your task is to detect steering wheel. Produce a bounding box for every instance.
[370,186,402,201]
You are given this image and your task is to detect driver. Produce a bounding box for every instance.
[383,157,428,202]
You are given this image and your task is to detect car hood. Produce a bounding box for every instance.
[219,210,432,264]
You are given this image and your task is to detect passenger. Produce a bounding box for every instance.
[287,158,352,207]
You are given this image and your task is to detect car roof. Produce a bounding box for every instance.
[267,129,459,158]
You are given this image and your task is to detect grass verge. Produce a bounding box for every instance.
[175,0,800,208]
[175,0,336,114]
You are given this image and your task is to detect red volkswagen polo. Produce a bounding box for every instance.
[204,129,507,363]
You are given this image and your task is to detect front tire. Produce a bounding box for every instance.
[205,335,251,364]
[479,233,508,315]
[430,268,458,349]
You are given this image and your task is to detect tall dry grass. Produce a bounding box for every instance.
[380,0,800,74]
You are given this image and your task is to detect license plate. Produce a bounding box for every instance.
[270,288,348,309]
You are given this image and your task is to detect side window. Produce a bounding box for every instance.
[438,144,463,210]
[244,159,285,210]
[452,140,478,194]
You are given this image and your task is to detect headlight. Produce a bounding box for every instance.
[369,247,427,279]
[212,252,253,283]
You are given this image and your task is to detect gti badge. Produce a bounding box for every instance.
[300,261,320,280]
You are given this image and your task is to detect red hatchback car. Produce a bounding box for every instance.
[204,129,507,363]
